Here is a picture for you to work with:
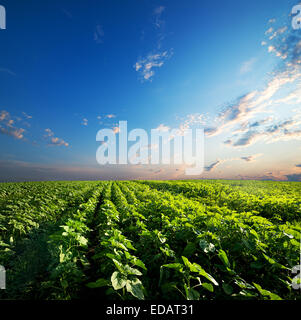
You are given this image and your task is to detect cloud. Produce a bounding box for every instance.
[49,137,69,147]
[295,164,301,168]
[112,126,120,134]
[62,9,73,19]
[268,18,276,24]
[0,110,9,121]
[22,112,32,119]
[241,154,262,162]
[82,118,88,126]
[224,118,301,148]
[205,160,223,172]
[231,131,261,147]
[179,114,205,131]
[240,58,256,74]
[268,26,287,41]
[154,6,165,15]
[153,6,165,28]
[106,114,116,119]
[217,17,301,147]
[265,27,273,35]
[0,110,26,140]
[44,128,69,147]
[154,124,170,132]
[94,24,104,44]
[268,45,287,59]
[264,20,301,67]
[44,128,54,137]
[274,82,301,105]
[135,6,173,82]
[0,126,25,139]
[134,50,173,82]
[285,173,301,182]
[207,65,300,140]
[0,68,16,76]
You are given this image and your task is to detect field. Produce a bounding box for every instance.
[0,180,300,300]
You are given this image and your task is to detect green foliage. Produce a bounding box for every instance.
[0,179,300,300]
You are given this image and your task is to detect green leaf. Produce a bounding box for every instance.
[218,249,230,268]
[124,265,142,276]
[235,278,255,290]
[78,236,88,246]
[202,282,214,292]
[112,259,125,274]
[182,256,199,273]
[222,283,233,295]
[253,283,282,300]
[86,278,109,288]
[250,261,263,269]
[132,257,147,271]
[111,271,127,290]
[183,242,196,257]
[262,254,288,270]
[262,253,276,265]
[188,261,219,286]
[126,278,145,300]
[162,263,184,272]
[197,267,219,286]
[184,284,200,300]
[61,279,68,289]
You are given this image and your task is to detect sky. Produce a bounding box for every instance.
[0,0,301,181]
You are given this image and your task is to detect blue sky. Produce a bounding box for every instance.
[0,0,301,181]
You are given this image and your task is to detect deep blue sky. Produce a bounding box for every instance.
[0,0,301,181]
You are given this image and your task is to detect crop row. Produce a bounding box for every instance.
[0,180,300,300]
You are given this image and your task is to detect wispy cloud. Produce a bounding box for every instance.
[240,58,256,74]
[94,24,104,44]
[0,68,16,76]
[112,126,120,134]
[205,160,223,172]
[205,64,300,141]
[153,6,165,29]
[154,124,170,132]
[0,126,25,140]
[268,26,287,41]
[134,50,173,82]
[62,9,73,19]
[224,118,301,148]
[203,14,301,144]
[82,118,88,126]
[0,110,25,140]
[134,6,173,82]
[44,128,69,147]
[241,154,262,162]
[22,112,32,119]
[205,154,262,172]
